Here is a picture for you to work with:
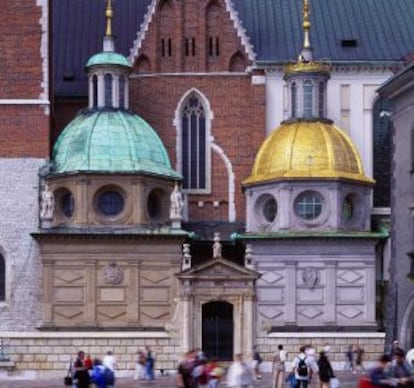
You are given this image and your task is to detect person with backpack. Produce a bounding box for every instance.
[317,351,335,388]
[292,346,313,388]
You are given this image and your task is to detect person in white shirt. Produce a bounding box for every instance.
[272,344,286,388]
[227,353,253,388]
[292,346,315,388]
[102,351,117,387]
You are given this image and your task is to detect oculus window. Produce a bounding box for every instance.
[295,191,323,220]
[97,191,124,216]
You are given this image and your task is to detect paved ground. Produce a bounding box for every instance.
[0,371,362,388]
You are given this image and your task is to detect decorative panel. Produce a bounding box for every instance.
[54,287,84,303]
[99,288,126,302]
[256,287,284,302]
[141,288,169,303]
[297,288,324,303]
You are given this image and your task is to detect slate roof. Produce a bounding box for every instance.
[54,0,414,97]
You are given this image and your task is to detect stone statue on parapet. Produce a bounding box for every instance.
[40,183,54,220]
[213,232,222,259]
[170,182,184,220]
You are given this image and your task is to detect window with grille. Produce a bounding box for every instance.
[373,97,392,208]
[303,80,313,118]
[181,94,208,191]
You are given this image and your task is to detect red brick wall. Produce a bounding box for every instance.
[130,0,264,223]
[135,0,250,74]
[0,106,49,157]
[0,1,49,158]
[130,74,265,223]
[0,1,44,99]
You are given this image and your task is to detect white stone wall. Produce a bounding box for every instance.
[0,158,44,331]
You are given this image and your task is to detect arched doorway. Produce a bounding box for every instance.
[202,301,233,360]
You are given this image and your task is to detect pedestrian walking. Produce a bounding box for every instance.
[272,344,286,388]
[317,351,335,388]
[252,346,263,380]
[177,351,196,388]
[73,350,90,388]
[144,346,155,381]
[134,350,146,381]
[355,345,365,374]
[344,344,355,373]
[227,353,254,388]
[292,346,313,388]
[102,351,117,387]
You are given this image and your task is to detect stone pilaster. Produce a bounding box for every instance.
[42,259,54,326]
[84,260,96,326]
[127,260,140,325]
[285,261,296,324]
[325,261,336,323]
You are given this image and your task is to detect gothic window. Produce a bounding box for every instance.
[104,73,113,107]
[291,82,297,118]
[373,97,392,207]
[181,93,208,191]
[303,80,313,118]
[0,255,4,301]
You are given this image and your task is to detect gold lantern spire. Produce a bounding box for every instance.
[105,0,113,38]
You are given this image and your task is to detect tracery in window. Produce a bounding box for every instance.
[373,97,392,207]
[181,94,207,191]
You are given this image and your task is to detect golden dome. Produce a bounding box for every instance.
[243,120,374,186]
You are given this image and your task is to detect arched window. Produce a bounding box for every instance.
[104,73,113,107]
[119,75,125,109]
[291,82,297,118]
[303,80,313,118]
[92,75,98,108]
[0,255,5,301]
[181,93,208,191]
[373,97,392,207]
[318,82,325,118]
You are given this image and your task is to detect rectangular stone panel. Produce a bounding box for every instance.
[141,288,170,303]
[297,287,324,303]
[54,269,84,285]
[54,287,84,303]
[256,287,284,302]
[337,287,364,302]
[99,288,126,302]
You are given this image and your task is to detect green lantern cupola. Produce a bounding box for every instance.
[86,0,132,110]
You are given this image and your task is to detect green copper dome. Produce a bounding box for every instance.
[52,110,181,178]
[86,52,131,68]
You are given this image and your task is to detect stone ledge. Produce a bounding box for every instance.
[0,361,16,371]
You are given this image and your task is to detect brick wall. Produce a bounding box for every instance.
[130,74,265,223]
[0,1,44,99]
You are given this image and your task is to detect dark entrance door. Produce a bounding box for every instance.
[202,301,233,361]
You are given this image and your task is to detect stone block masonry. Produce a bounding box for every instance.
[0,331,384,379]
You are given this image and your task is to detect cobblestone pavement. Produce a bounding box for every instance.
[0,371,362,388]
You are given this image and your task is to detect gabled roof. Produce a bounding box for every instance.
[54,0,414,97]
[177,257,259,280]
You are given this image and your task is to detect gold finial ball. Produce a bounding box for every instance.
[106,8,113,18]
[303,21,311,28]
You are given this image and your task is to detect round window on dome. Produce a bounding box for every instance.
[294,191,323,220]
[263,198,278,222]
[97,191,124,216]
[254,193,278,224]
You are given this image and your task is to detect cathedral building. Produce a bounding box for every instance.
[0,0,413,378]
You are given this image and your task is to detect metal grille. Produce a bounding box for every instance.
[0,338,11,361]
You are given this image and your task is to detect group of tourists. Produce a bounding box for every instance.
[176,348,225,388]
[273,344,338,388]
[360,340,414,387]
[67,350,117,388]
[133,346,156,382]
